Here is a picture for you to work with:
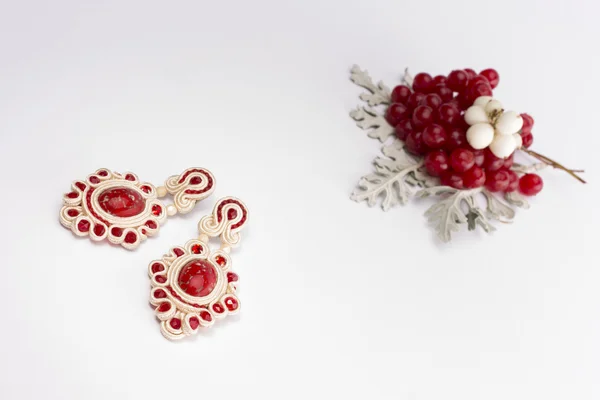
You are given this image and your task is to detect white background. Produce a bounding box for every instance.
[0,0,598,399]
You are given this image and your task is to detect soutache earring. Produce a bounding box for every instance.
[148,197,249,340]
[60,167,216,250]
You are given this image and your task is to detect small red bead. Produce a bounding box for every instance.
[77,220,90,232]
[391,85,412,104]
[421,93,442,110]
[406,92,426,110]
[424,150,449,177]
[224,297,239,311]
[227,208,238,220]
[519,174,544,196]
[189,317,200,330]
[124,232,137,244]
[97,170,109,177]
[155,276,167,283]
[472,149,485,167]
[447,70,469,92]
[173,248,184,257]
[152,204,162,216]
[463,68,477,79]
[140,185,151,193]
[432,75,447,86]
[395,118,413,141]
[75,182,86,191]
[111,227,123,237]
[483,149,506,172]
[422,124,447,149]
[521,132,534,148]
[479,69,500,89]
[67,209,79,217]
[503,154,514,169]
[215,255,227,266]
[151,263,165,273]
[125,174,136,181]
[212,303,225,313]
[190,176,202,185]
[436,103,461,127]
[412,73,434,93]
[485,169,511,192]
[191,244,203,254]
[506,170,519,192]
[433,85,453,103]
[450,148,475,172]
[440,171,464,189]
[405,130,428,155]
[385,103,410,127]
[227,272,239,282]
[463,166,486,188]
[169,318,181,329]
[145,220,157,229]
[412,105,434,129]
[93,224,106,236]
[66,192,78,199]
[154,289,166,298]
[89,176,100,184]
[521,113,534,133]
[199,311,212,322]
[158,302,171,312]
[445,127,467,151]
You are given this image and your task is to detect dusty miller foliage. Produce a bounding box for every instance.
[349,65,530,242]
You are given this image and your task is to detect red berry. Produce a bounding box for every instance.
[424,150,450,177]
[422,124,447,149]
[480,69,499,89]
[407,92,426,110]
[503,154,514,169]
[412,105,434,128]
[395,119,413,141]
[412,73,434,93]
[466,82,493,103]
[519,173,543,196]
[456,93,472,110]
[447,70,469,92]
[386,103,410,127]
[521,132,534,148]
[436,103,461,127]
[391,85,412,104]
[463,68,477,79]
[521,113,534,133]
[483,148,505,172]
[441,171,464,189]
[432,75,447,86]
[463,165,486,188]
[449,148,475,172]
[445,127,467,151]
[421,93,442,110]
[405,130,428,155]
[468,75,489,88]
[505,170,519,192]
[472,149,485,166]
[433,85,453,102]
[485,169,510,192]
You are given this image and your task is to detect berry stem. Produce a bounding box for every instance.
[521,148,586,184]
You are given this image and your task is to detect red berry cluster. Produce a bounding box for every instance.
[386,68,542,196]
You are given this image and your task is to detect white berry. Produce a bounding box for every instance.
[489,134,517,158]
[473,96,493,107]
[495,111,524,135]
[466,123,495,150]
[464,105,489,125]
[513,133,523,149]
[484,99,503,114]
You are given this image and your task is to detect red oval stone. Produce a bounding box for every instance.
[98,187,146,218]
[154,289,166,298]
[212,303,224,313]
[177,260,217,298]
[169,318,181,329]
[189,317,200,330]
[199,311,212,322]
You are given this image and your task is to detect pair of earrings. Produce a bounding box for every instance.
[60,167,249,340]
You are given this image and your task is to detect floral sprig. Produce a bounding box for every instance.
[349,65,585,242]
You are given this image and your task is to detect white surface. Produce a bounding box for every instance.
[0,0,598,399]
